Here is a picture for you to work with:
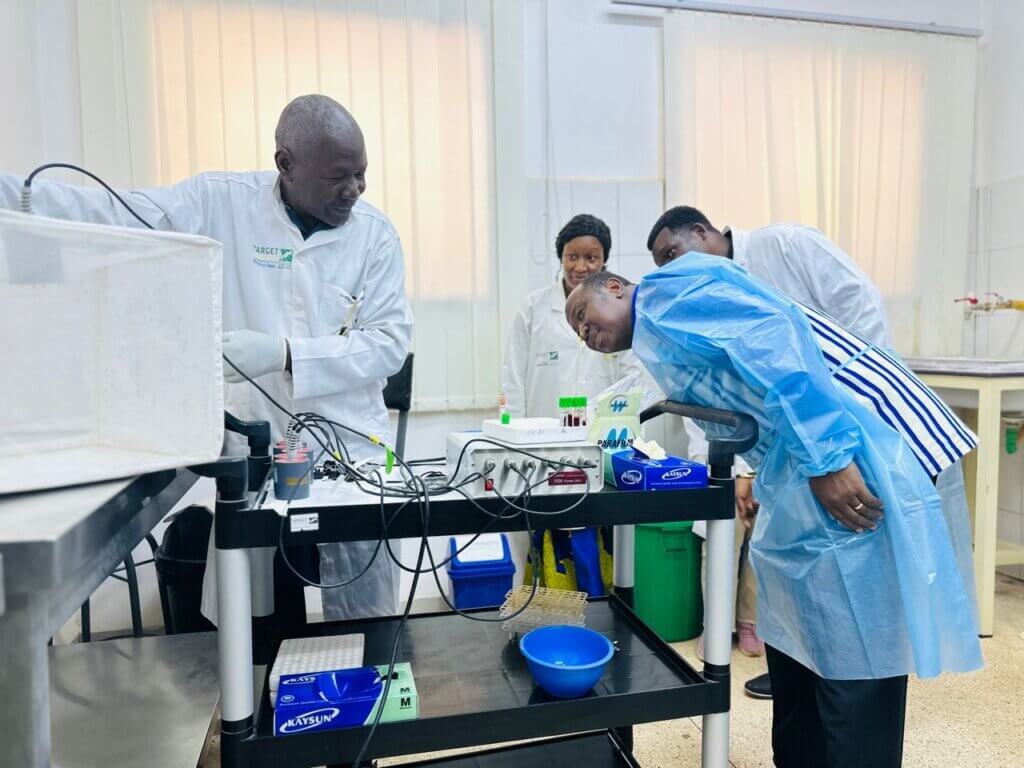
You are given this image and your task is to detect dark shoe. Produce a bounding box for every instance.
[743,672,772,700]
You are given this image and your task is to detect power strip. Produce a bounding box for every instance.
[446,432,604,497]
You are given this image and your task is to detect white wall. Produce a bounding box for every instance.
[0,0,84,182]
[524,0,665,292]
[972,0,1024,579]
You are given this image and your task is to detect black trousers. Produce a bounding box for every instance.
[766,645,908,768]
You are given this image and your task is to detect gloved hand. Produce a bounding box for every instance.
[222,330,287,383]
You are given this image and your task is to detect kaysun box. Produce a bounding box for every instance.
[274,663,418,735]
[609,450,708,491]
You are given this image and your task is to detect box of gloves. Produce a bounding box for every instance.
[274,663,418,735]
[609,447,708,491]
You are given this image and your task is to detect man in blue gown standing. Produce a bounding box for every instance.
[564,256,981,768]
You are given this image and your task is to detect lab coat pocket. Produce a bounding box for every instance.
[318,283,360,336]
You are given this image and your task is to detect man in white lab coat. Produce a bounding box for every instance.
[648,207,890,345]
[0,94,412,626]
[647,205,891,698]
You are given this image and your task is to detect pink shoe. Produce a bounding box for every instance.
[737,622,765,657]
[695,634,705,661]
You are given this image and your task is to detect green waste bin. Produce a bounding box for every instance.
[634,521,703,642]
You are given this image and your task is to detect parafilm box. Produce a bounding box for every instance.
[273,663,418,735]
[609,450,708,491]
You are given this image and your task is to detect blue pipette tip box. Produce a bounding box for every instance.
[609,450,708,491]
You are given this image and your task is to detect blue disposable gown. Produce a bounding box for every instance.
[632,255,982,680]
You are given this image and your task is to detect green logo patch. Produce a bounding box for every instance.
[252,244,294,270]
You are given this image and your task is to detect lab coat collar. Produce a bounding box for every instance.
[722,226,750,270]
[550,274,584,344]
[549,274,570,313]
[271,178,353,249]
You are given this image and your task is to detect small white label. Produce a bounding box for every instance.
[290,513,320,532]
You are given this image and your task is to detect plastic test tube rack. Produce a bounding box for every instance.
[558,396,588,428]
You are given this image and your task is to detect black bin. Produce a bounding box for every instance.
[154,505,216,634]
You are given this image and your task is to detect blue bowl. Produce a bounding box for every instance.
[519,625,615,699]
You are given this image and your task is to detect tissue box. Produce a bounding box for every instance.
[274,663,418,735]
[609,450,708,491]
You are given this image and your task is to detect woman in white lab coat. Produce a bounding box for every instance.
[503,214,644,419]
[503,214,644,593]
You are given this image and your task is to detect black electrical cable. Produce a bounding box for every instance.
[111,559,155,572]
[24,163,157,230]
[274,447,390,591]
[381,464,546,625]
[223,355,337,460]
[377,475,523,575]
[224,347,597,760]
[379,506,507,575]
[447,436,591,481]
[422,475,544,624]
[484,472,593,517]
[226,352,590,585]
[294,412,352,465]
[351,474,430,768]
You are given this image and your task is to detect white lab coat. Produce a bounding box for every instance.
[684,223,891,536]
[729,224,891,347]
[503,276,646,419]
[0,171,411,622]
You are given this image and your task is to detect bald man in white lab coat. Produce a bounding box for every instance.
[0,95,412,629]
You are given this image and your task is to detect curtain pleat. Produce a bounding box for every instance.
[76,0,499,410]
[663,11,977,356]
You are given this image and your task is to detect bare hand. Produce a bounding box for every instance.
[735,476,759,529]
[809,462,884,532]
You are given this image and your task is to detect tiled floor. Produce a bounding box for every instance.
[631,574,1024,768]
[201,575,1024,767]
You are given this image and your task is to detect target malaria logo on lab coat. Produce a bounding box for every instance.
[252,244,295,270]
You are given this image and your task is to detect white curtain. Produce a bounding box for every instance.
[74,0,499,410]
[663,11,977,356]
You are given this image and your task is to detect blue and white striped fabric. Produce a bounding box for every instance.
[800,303,977,477]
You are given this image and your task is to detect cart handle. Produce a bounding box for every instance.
[639,400,758,475]
[224,412,271,457]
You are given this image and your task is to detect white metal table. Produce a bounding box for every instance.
[0,470,198,768]
[904,357,1024,635]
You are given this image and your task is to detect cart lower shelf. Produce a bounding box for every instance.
[400,730,640,767]
[234,596,727,767]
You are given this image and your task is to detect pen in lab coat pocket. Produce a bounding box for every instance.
[337,293,364,336]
